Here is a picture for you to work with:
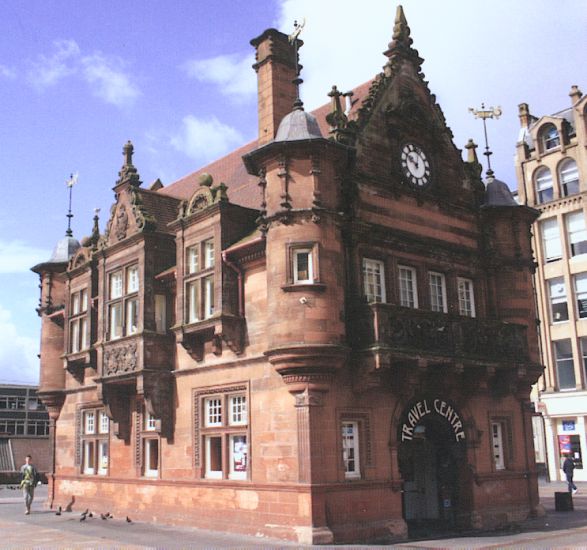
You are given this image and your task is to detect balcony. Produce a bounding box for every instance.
[357,303,529,364]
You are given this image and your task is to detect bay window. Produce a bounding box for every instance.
[69,288,88,353]
[107,264,139,340]
[185,238,216,323]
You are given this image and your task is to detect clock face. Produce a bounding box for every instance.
[401,143,431,187]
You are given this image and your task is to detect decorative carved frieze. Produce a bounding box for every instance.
[103,340,138,376]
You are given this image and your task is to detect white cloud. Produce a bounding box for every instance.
[170,115,243,163]
[82,53,140,107]
[0,64,17,79]
[27,39,80,89]
[182,53,256,101]
[26,39,139,107]
[0,240,50,274]
[0,305,39,385]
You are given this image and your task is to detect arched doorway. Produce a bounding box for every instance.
[396,397,466,530]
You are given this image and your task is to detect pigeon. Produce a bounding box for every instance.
[100,513,107,520]
[106,512,112,518]
[88,512,93,518]
[126,516,132,523]
[83,509,89,515]
[80,514,86,522]
[55,506,62,516]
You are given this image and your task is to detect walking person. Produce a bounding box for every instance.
[563,454,578,495]
[19,454,39,515]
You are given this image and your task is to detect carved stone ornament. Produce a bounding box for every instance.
[115,205,129,241]
[103,340,138,376]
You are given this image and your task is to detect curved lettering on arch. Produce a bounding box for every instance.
[397,396,466,443]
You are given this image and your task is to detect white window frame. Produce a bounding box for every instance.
[228,434,248,480]
[204,275,215,318]
[554,339,577,390]
[204,436,223,479]
[204,239,215,269]
[229,395,247,426]
[342,421,361,479]
[109,271,123,300]
[398,265,418,309]
[363,258,386,303]
[457,277,476,317]
[560,159,580,197]
[428,271,447,313]
[205,398,223,427]
[98,440,109,475]
[535,168,553,204]
[541,124,560,151]
[84,411,95,434]
[127,265,139,293]
[541,217,562,263]
[99,411,109,434]
[549,277,569,323]
[187,245,200,274]
[145,413,157,431]
[293,248,313,284]
[577,273,587,320]
[566,211,587,258]
[491,421,505,471]
[143,438,159,478]
[83,440,96,475]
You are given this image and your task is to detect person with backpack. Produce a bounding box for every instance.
[19,454,39,515]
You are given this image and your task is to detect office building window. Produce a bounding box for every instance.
[363,258,386,303]
[107,264,139,340]
[549,277,569,322]
[574,273,587,319]
[535,168,553,204]
[560,159,580,197]
[540,123,560,151]
[566,211,587,257]
[69,288,89,353]
[399,266,418,308]
[580,337,587,383]
[428,272,447,313]
[554,340,576,390]
[81,408,109,475]
[541,218,562,262]
[457,277,476,317]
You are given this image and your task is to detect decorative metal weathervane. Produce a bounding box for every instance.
[288,18,306,110]
[468,103,502,177]
[65,172,78,236]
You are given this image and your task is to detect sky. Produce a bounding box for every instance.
[0,0,584,384]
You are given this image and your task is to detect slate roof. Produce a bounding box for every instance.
[136,187,181,233]
[158,80,372,210]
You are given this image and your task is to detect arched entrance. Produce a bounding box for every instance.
[396,397,466,530]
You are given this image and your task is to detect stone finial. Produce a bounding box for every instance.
[465,139,479,164]
[90,208,100,245]
[198,173,213,187]
[383,5,422,75]
[518,103,531,128]
[570,85,583,104]
[391,5,412,48]
[115,140,142,188]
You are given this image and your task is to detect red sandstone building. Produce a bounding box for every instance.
[32,7,544,544]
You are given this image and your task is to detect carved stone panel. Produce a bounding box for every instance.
[103,341,138,376]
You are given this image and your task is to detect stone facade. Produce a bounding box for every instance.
[515,85,587,483]
[32,7,543,544]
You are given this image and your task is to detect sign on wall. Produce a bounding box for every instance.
[399,397,466,442]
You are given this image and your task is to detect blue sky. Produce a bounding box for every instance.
[0,0,584,384]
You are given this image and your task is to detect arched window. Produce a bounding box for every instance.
[560,158,580,197]
[535,167,553,204]
[540,123,560,151]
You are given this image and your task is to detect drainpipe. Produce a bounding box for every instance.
[222,251,243,317]
[49,415,57,508]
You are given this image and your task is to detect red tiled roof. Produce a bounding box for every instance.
[158,80,373,209]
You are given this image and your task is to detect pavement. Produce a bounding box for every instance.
[1,481,587,549]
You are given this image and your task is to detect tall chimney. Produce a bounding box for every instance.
[250,29,299,146]
[518,103,532,128]
[569,85,583,104]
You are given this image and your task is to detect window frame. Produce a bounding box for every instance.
[185,237,216,324]
[69,287,89,353]
[560,159,580,197]
[80,407,110,476]
[106,264,140,341]
[535,167,554,204]
[428,271,447,313]
[362,258,386,303]
[398,265,418,309]
[342,420,361,480]
[566,211,587,258]
[541,217,562,263]
[549,277,569,323]
[541,123,560,151]
[457,277,476,317]
[554,339,577,391]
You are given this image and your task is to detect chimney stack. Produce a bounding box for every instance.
[518,103,532,128]
[569,85,583,104]
[250,29,299,146]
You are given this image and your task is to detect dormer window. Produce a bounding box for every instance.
[107,264,139,340]
[535,168,553,204]
[560,159,579,197]
[541,123,560,151]
[69,288,88,353]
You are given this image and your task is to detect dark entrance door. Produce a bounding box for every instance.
[399,414,462,527]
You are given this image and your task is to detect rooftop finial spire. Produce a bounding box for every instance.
[392,5,412,48]
[383,6,422,75]
[65,172,78,237]
[288,18,306,111]
[468,103,502,178]
[115,140,142,188]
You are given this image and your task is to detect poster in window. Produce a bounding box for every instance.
[562,420,576,432]
[232,435,247,472]
[559,435,571,455]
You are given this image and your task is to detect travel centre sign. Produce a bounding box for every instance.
[400,398,466,442]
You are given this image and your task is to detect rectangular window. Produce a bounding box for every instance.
[204,276,215,318]
[342,421,361,479]
[109,271,123,300]
[145,413,157,431]
[69,288,89,353]
[554,340,576,390]
[127,265,139,293]
[574,274,587,319]
[363,258,386,303]
[187,280,200,323]
[204,239,215,269]
[567,211,587,257]
[541,218,562,262]
[549,277,569,322]
[457,277,476,317]
[107,264,139,340]
[428,272,447,313]
[155,294,167,333]
[81,407,109,476]
[109,302,123,340]
[491,421,505,470]
[143,438,159,477]
[581,337,587,383]
[126,298,139,335]
[70,320,80,353]
[199,390,249,480]
[293,249,313,283]
[399,266,418,308]
[187,246,200,274]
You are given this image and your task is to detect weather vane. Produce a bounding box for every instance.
[65,172,78,237]
[288,18,306,109]
[468,103,502,177]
